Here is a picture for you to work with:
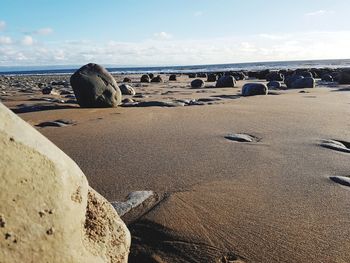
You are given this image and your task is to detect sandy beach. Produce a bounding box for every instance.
[1,72,350,262]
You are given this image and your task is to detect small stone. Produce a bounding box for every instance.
[0,214,5,227]
[46,227,55,235]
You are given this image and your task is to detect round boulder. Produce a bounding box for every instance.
[290,77,315,89]
[119,84,136,96]
[216,76,236,88]
[207,74,217,82]
[191,79,205,89]
[151,75,163,83]
[169,74,177,81]
[141,75,151,83]
[123,77,132,83]
[267,81,282,89]
[242,83,268,96]
[70,63,122,108]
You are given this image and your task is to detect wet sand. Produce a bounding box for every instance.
[2,74,350,262]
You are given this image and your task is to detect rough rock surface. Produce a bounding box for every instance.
[119,84,136,96]
[191,79,205,89]
[70,63,122,108]
[216,76,236,88]
[242,83,268,96]
[0,103,130,263]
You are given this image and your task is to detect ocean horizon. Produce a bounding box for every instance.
[1,58,350,76]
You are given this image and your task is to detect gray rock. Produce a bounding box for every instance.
[267,81,282,89]
[225,133,258,142]
[70,63,122,108]
[207,74,217,82]
[169,74,177,81]
[242,83,268,96]
[330,176,350,187]
[123,77,132,83]
[42,86,59,95]
[338,71,350,84]
[290,77,315,89]
[266,72,284,81]
[285,75,304,88]
[321,74,333,82]
[119,84,136,96]
[191,79,205,89]
[151,75,163,83]
[216,76,236,88]
[111,191,155,216]
[140,74,150,83]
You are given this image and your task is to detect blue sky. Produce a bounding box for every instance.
[0,0,350,66]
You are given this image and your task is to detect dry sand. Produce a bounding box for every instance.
[2,74,350,262]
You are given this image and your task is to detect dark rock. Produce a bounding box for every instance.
[169,74,177,81]
[70,63,122,108]
[188,73,197,78]
[266,72,284,81]
[290,77,315,89]
[338,71,350,84]
[140,75,150,83]
[151,75,163,83]
[148,73,154,79]
[191,79,205,89]
[215,76,236,88]
[257,69,270,80]
[42,87,59,95]
[321,74,333,82]
[242,83,268,96]
[267,81,282,89]
[197,73,207,78]
[285,75,304,88]
[119,84,135,96]
[123,77,132,83]
[207,74,217,82]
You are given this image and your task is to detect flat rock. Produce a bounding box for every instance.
[111,191,155,217]
[320,139,350,153]
[330,176,350,187]
[225,133,258,142]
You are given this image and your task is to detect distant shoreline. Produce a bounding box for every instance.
[1,58,350,76]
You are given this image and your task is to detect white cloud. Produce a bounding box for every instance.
[21,35,34,46]
[34,27,53,35]
[153,32,172,40]
[0,36,12,45]
[1,31,350,66]
[305,10,334,16]
[0,21,6,31]
[194,11,204,17]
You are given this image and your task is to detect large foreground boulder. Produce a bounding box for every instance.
[70,63,122,108]
[215,76,236,88]
[242,83,268,96]
[0,103,130,263]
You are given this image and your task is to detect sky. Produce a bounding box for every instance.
[0,0,350,67]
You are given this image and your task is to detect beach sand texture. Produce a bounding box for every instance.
[2,73,350,262]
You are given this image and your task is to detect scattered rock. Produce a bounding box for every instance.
[188,73,197,78]
[290,77,315,89]
[330,176,350,187]
[140,75,150,83]
[320,139,350,153]
[70,63,122,108]
[207,74,217,82]
[123,77,132,83]
[122,101,185,107]
[35,119,77,128]
[111,191,155,217]
[216,76,236,88]
[0,103,130,262]
[169,74,177,81]
[225,133,259,142]
[338,71,350,84]
[119,84,136,96]
[267,81,282,90]
[191,79,205,89]
[151,75,163,83]
[42,86,59,95]
[242,83,268,96]
[266,72,284,81]
[321,74,333,82]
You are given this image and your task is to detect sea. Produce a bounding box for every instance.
[0,59,350,76]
